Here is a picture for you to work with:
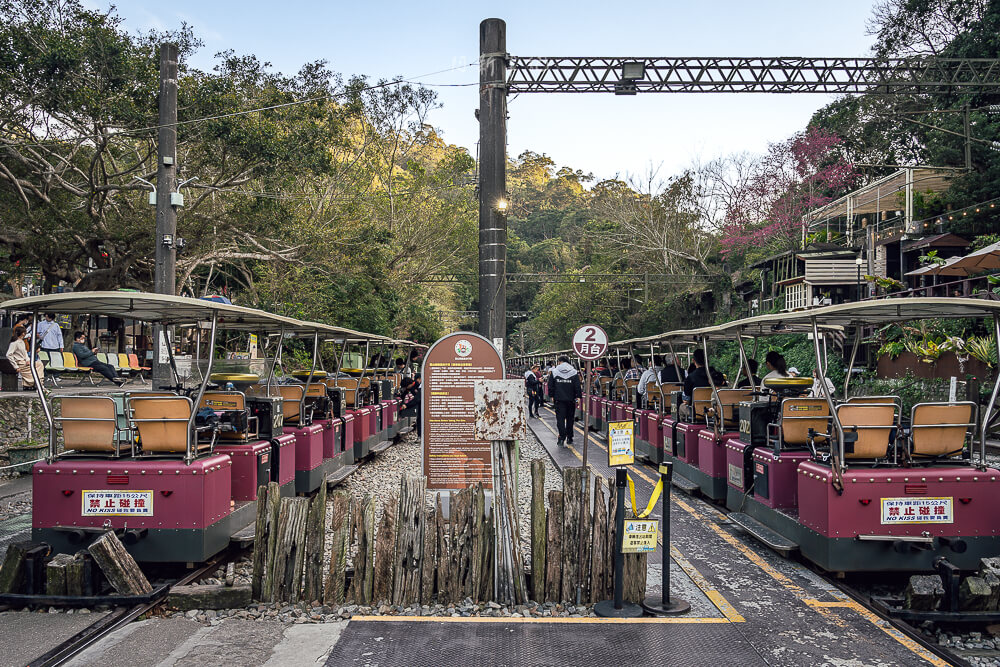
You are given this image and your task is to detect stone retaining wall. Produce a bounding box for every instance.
[0,392,61,457]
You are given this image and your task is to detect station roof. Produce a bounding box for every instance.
[0,291,388,340]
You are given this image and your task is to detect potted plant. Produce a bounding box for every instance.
[5,439,47,474]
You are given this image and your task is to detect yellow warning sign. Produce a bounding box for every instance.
[608,420,634,467]
[622,519,657,553]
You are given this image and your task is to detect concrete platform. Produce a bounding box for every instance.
[520,405,949,666]
[0,610,111,667]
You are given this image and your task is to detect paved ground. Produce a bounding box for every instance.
[0,610,110,667]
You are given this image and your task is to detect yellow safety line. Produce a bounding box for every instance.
[539,406,945,665]
[352,614,731,624]
[534,409,741,623]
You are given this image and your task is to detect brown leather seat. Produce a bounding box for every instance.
[691,387,713,422]
[130,396,193,454]
[58,396,122,454]
[328,378,359,406]
[714,389,754,427]
[780,398,829,447]
[278,385,305,424]
[838,403,897,459]
[910,402,975,458]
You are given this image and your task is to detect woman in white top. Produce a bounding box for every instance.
[759,350,789,391]
[6,325,44,389]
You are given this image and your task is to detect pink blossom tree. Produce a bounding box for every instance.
[712,128,857,259]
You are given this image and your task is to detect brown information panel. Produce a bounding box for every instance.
[422,332,503,490]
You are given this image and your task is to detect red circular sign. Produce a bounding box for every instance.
[572,324,608,360]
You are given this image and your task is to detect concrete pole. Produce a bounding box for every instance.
[478,19,507,349]
[153,43,178,386]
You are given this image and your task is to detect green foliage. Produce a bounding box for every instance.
[965,333,998,368]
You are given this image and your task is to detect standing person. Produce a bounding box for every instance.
[6,326,44,390]
[72,331,124,387]
[548,355,582,447]
[524,364,542,418]
[36,313,64,380]
[398,375,422,436]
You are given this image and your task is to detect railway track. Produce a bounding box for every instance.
[23,549,236,667]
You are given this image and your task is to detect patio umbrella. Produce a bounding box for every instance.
[951,240,1000,272]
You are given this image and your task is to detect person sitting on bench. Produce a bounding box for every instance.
[72,331,124,387]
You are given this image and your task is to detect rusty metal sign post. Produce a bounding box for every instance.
[474,379,528,605]
[571,324,608,604]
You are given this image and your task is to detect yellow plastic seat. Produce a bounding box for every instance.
[910,402,976,458]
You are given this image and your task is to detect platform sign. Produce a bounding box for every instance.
[572,324,608,360]
[82,490,153,516]
[422,332,504,491]
[622,519,658,553]
[608,420,635,466]
[248,333,258,357]
[881,497,953,524]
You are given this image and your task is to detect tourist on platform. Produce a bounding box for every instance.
[548,355,582,447]
[36,313,64,380]
[525,364,543,418]
[72,331,124,387]
[7,325,44,390]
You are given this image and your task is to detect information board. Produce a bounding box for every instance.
[608,420,635,466]
[422,332,504,490]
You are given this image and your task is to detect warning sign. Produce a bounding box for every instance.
[82,490,153,516]
[881,497,953,524]
[622,519,658,553]
[608,420,634,466]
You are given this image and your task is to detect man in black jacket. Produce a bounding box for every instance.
[681,349,723,420]
[547,355,582,447]
[72,331,124,386]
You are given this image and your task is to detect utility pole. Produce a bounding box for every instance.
[964,104,972,171]
[153,42,178,386]
[478,18,507,351]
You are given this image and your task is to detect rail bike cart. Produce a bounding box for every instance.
[0,292,384,563]
[716,298,1000,572]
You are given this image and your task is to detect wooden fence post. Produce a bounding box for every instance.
[372,492,397,604]
[271,497,309,602]
[590,476,608,603]
[561,468,581,602]
[530,459,545,602]
[324,491,352,605]
[545,489,563,602]
[303,481,327,602]
[349,494,375,604]
[392,474,426,606]
[88,531,153,596]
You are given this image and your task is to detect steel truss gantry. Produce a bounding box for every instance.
[505,56,1000,94]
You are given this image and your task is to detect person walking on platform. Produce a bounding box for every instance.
[525,364,543,418]
[548,355,581,447]
[72,331,124,387]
